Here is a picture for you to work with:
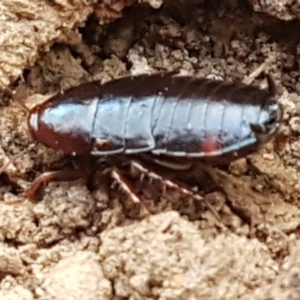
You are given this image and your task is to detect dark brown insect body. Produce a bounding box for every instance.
[25,73,283,218]
[28,72,282,165]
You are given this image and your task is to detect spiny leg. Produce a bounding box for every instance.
[126,160,220,221]
[102,167,150,216]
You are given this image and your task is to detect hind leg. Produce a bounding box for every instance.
[124,160,220,221]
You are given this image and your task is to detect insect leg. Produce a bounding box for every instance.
[126,160,220,221]
[266,73,276,96]
[102,167,150,216]
[25,170,88,198]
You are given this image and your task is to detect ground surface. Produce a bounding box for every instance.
[1,1,300,300]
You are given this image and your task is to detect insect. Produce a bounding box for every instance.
[23,72,283,217]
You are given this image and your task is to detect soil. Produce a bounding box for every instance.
[1,1,300,299]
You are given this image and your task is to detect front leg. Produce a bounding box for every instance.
[25,155,93,199]
[25,169,89,198]
[102,166,150,217]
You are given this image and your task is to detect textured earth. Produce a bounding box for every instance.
[1,1,300,299]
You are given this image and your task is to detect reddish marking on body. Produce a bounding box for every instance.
[202,135,222,153]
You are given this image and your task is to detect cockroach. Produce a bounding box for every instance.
[22,72,282,217]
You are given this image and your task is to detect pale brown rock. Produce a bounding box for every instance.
[41,251,112,300]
